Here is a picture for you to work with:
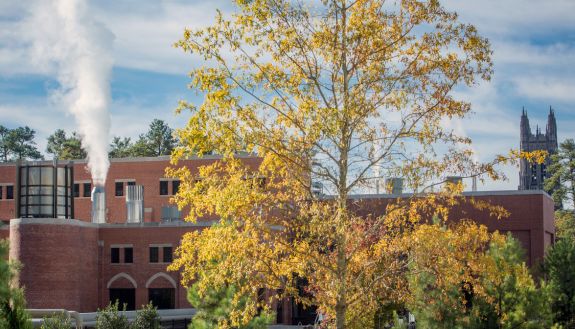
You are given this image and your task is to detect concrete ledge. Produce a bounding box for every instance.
[9,217,216,228]
[346,189,552,200]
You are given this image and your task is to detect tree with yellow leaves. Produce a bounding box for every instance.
[167,0,510,328]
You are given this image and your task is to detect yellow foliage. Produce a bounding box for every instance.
[162,1,526,328]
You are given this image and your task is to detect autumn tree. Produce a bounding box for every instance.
[410,229,553,329]
[168,0,498,328]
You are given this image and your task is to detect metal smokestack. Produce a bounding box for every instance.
[91,185,106,223]
[126,185,144,223]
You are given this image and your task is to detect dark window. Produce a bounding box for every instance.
[124,247,133,263]
[149,247,159,263]
[159,181,168,195]
[163,246,173,263]
[115,182,124,196]
[6,186,13,199]
[0,186,2,199]
[172,180,180,194]
[148,288,175,310]
[73,183,79,198]
[111,247,120,264]
[109,288,135,311]
[83,183,91,197]
[127,181,136,186]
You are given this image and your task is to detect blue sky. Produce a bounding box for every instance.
[0,0,574,190]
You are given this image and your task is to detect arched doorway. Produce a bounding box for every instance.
[146,272,177,309]
[107,273,137,310]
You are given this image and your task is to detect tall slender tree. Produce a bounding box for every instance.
[165,1,531,328]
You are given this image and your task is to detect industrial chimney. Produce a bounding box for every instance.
[126,185,144,223]
[91,185,106,223]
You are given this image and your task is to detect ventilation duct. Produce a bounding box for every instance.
[446,176,463,186]
[126,185,144,223]
[386,178,403,195]
[91,185,106,223]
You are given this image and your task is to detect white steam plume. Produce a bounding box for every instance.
[25,0,113,186]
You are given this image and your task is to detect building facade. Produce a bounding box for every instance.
[519,108,558,190]
[0,156,557,325]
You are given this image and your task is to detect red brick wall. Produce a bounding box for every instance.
[67,156,262,224]
[350,191,555,266]
[9,218,99,312]
[98,224,207,309]
[0,164,16,221]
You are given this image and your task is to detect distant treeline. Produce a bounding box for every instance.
[0,119,177,161]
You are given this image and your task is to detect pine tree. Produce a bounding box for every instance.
[188,281,273,329]
[545,139,575,209]
[0,240,32,329]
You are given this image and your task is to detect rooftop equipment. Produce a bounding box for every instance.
[126,185,144,223]
[91,186,106,223]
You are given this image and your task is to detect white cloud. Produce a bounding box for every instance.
[512,76,575,102]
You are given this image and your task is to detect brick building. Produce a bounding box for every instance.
[0,156,556,325]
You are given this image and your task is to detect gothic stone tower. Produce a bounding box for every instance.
[519,107,558,190]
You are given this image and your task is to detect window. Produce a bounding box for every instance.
[111,247,120,264]
[159,181,168,196]
[83,182,91,197]
[149,247,159,263]
[0,186,2,200]
[172,180,180,194]
[115,182,124,196]
[148,288,175,309]
[127,181,136,186]
[163,246,173,263]
[124,247,133,263]
[6,186,13,199]
[73,183,79,198]
[110,288,135,311]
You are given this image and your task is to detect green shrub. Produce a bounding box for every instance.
[96,301,129,329]
[40,313,73,329]
[131,303,160,329]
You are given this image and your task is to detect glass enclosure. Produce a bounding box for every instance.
[17,161,74,219]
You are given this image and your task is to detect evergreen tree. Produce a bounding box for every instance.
[544,238,575,327]
[469,235,553,329]
[0,126,10,162]
[145,119,176,157]
[46,129,86,160]
[109,137,133,158]
[409,233,553,329]
[188,281,273,329]
[545,139,575,209]
[0,240,32,329]
[0,126,42,161]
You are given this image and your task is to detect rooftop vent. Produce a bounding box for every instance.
[91,186,106,223]
[386,178,404,195]
[126,185,144,223]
